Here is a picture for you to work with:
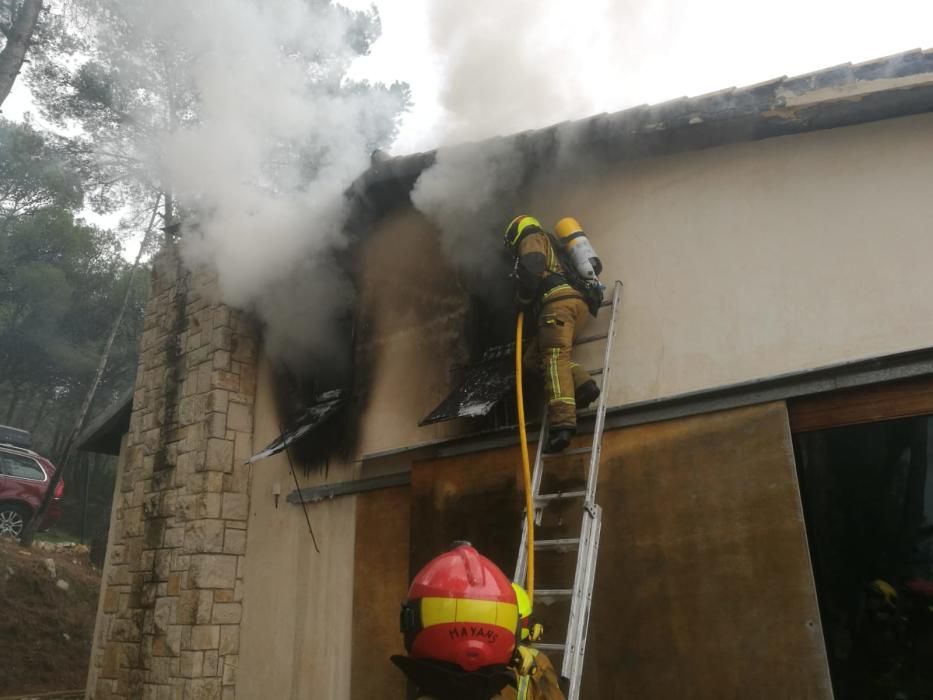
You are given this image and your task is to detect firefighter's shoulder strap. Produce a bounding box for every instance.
[545,232,604,316]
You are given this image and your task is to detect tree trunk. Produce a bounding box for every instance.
[28,394,50,432]
[0,0,43,108]
[164,191,174,228]
[50,410,69,460]
[20,194,163,545]
[4,383,22,423]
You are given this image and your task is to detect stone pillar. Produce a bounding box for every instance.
[88,243,258,700]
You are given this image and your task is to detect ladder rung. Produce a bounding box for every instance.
[543,446,592,459]
[575,333,608,345]
[535,490,586,503]
[599,298,613,308]
[588,367,604,376]
[534,642,566,652]
[535,589,573,598]
[535,538,580,551]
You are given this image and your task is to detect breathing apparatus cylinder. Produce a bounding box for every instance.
[554,217,602,283]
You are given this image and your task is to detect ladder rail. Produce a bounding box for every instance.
[513,279,623,700]
[561,281,621,693]
[567,506,602,698]
[584,280,622,506]
[561,510,593,679]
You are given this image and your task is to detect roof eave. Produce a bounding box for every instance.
[77,389,134,456]
[352,49,933,214]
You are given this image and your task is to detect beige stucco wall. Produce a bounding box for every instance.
[526,112,933,407]
[237,358,357,699]
[353,209,476,456]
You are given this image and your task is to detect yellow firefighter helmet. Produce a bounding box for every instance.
[504,215,543,248]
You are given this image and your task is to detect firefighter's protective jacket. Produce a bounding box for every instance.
[515,231,582,310]
[514,230,592,430]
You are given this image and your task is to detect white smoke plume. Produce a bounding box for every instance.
[409,0,650,293]
[150,0,633,361]
[77,0,407,371]
[160,0,405,370]
[423,0,658,146]
[410,139,524,306]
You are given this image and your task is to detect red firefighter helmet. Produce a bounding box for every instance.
[401,542,519,672]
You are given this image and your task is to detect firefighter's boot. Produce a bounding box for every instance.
[575,380,600,410]
[544,427,574,454]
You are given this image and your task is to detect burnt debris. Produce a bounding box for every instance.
[248,389,348,464]
[420,344,516,426]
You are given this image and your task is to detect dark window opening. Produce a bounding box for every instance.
[260,362,355,472]
[249,389,349,466]
[419,292,534,432]
[795,416,933,700]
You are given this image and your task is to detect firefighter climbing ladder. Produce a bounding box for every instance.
[514,279,623,700]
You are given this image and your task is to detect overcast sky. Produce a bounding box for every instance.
[343,0,933,154]
[5,0,932,154]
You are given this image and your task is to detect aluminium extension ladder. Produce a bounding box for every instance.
[514,280,623,700]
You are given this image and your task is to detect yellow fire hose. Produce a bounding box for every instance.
[515,311,535,603]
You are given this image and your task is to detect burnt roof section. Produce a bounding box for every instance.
[350,49,933,213]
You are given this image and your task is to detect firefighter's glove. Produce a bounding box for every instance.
[528,622,544,642]
[513,645,539,677]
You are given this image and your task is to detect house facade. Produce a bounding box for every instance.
[85,50,933,699]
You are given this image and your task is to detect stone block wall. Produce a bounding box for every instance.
[87,243,258,700]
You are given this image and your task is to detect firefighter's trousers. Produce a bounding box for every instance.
[523,297,591,430]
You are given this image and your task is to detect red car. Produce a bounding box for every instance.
[0,436,64,538]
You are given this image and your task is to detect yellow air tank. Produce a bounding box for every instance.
[554,217,602,282]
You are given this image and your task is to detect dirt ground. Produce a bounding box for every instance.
[0,537,101,695]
